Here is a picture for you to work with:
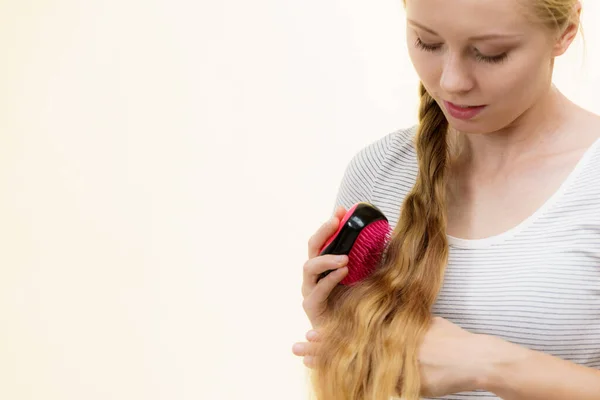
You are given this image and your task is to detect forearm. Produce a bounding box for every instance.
[478,335,600,399]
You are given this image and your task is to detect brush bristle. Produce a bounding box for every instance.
[341,219,392,285]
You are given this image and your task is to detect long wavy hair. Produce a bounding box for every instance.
[309,2,581,399]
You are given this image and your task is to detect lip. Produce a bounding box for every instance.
[443,101,487,120]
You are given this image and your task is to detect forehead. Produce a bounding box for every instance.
[405,0,534,32]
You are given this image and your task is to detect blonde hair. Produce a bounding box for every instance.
[309,1,582,399]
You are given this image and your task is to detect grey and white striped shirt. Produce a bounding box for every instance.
[332,125,600,399]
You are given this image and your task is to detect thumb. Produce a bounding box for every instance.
[334,205,347,219]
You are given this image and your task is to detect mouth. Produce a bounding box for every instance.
[443,100,487,120]
[446,101,485,109]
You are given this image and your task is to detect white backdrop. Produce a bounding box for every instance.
[0,1,598,399]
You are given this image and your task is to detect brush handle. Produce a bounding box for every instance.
[317,202,387,282]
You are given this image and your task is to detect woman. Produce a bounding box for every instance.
[293,0,600,399]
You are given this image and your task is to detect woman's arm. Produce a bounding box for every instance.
[477,334,600,399]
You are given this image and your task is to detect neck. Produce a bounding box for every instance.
[448,85,576,176]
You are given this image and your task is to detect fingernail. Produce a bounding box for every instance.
[335,255,347,265]
[307,330,318,340]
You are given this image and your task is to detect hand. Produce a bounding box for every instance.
[291,317,487,397]
[291,329,321,369]
[302,205,349,328]
[418,316,487,397]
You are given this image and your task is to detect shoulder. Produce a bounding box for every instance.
[348,125,417,173]
[332,125,418,211]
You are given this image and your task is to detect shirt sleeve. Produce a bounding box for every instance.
[330,131,396,216]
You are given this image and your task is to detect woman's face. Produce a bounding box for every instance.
[405,0,557,134]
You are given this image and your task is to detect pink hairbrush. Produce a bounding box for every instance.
[317,202,392,286]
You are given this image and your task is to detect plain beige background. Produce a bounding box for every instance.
[0,1,598,399]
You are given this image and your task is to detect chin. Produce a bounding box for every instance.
[447,119,492,135]
[445,111,509,136]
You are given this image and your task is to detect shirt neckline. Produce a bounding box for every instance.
[447,136,600,249]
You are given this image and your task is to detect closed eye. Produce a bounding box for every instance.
[414,37,441,52]
[414,37,509,65]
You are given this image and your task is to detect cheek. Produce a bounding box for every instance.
[486,56,550,106]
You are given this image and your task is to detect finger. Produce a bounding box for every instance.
[292,342,307,357]
[306,330,320,342]
[303,355,317,369]
[292,341,320,357]
[302,266,348,310]
[334,205,347,219]
[310,266,348,300]
[307,206,347,259]
[302,254,348,296]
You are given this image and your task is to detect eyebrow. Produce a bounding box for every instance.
[407,19,524,40]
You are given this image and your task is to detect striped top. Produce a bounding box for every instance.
[331,125,600,399]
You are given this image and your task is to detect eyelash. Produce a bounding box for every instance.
[414,37,509,64]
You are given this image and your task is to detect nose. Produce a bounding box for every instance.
[439,53,474,95]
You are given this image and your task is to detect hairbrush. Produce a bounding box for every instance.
[317,202,392,286]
